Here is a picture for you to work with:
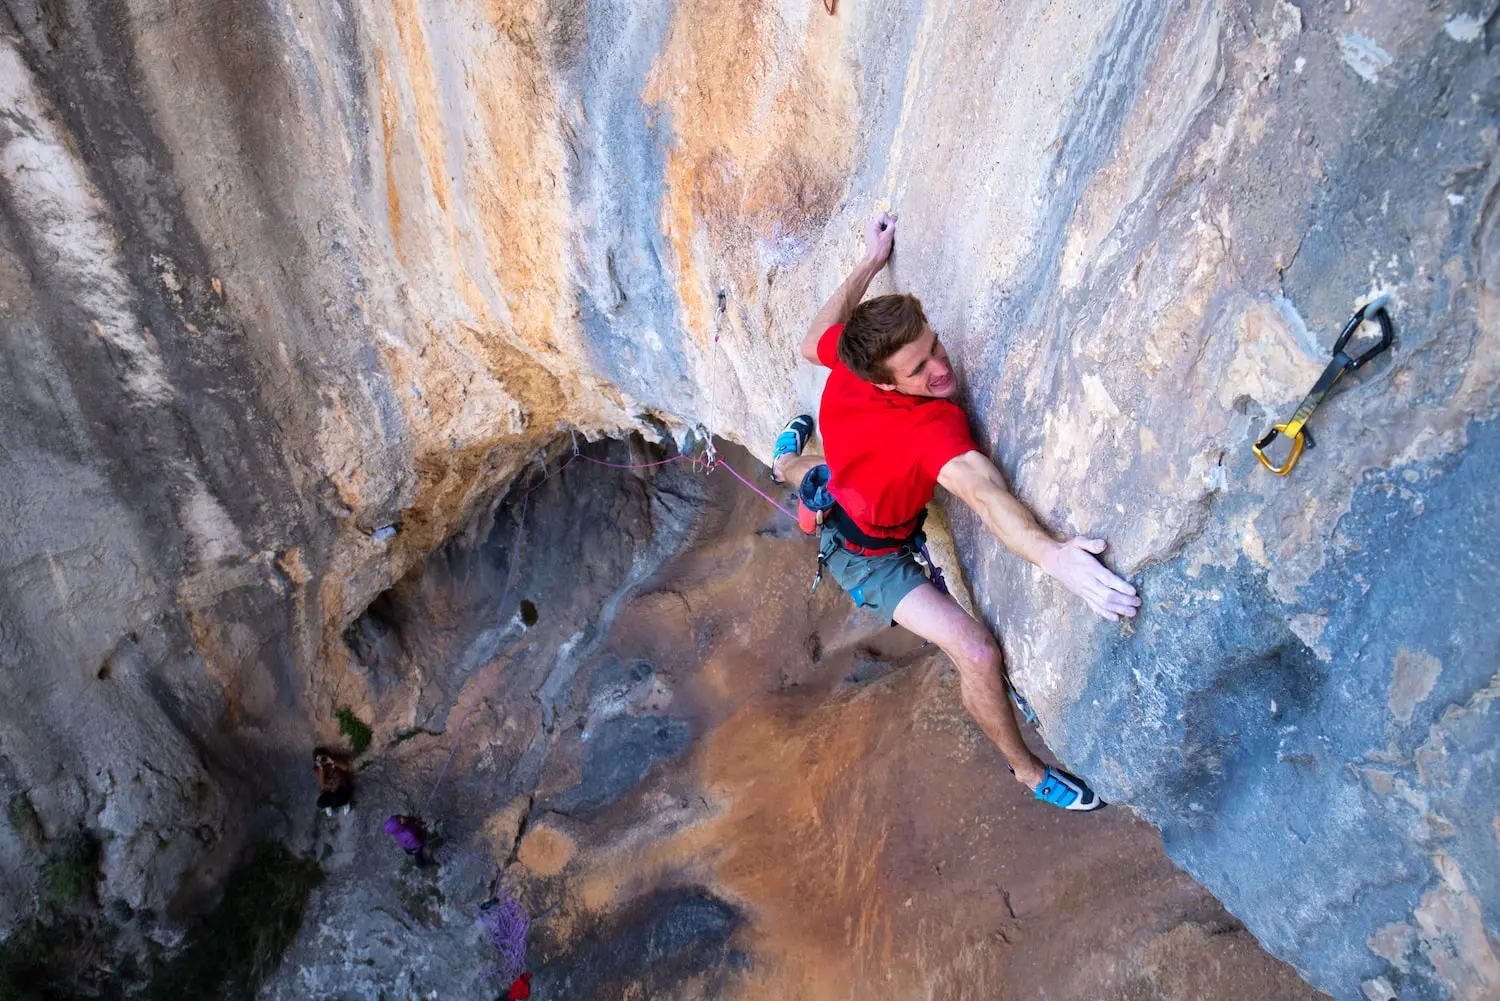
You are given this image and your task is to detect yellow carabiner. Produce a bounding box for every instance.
[1252,424,1306,476]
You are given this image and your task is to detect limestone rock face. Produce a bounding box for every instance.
[0,0,1495,999]
[263,442,1328,1001]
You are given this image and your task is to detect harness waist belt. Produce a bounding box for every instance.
[825,503,925,555]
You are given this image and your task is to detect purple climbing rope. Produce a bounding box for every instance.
[478,890,530,982]
[919,542,950,596]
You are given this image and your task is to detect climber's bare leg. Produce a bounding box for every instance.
[892,582,1045,789]
[772,451,822,487]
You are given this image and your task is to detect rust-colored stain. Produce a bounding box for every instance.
[517,823,576,877]
[391,0,453,216]
[468,0,577,358]
[644,0,855,346]
[377,51,407,268]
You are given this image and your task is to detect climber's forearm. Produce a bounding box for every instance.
[799,254,888,365]
[937,451,1060,568]
[938,450,1142,621]
[973,484,1062,569]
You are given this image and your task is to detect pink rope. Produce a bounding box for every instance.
[575,453,688,470]
[715,458,797,520]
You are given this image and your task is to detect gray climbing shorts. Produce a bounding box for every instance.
[819,527,929,624]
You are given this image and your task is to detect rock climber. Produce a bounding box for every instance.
[383,813,431,866]
[773,212,1142,811]
[313,749,353,816]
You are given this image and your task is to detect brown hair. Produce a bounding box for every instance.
[838,293,928,383]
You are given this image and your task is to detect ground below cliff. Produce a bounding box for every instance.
[256,438,1325,1001]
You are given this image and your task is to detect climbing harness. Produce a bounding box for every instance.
[796,463,949,597]
[1253,296,1394,475]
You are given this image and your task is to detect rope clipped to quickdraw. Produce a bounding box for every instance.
[916,541,949,596]
[1253,296,1394,475]
[696,423,721,473]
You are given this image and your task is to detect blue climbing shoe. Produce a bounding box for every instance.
[772,415,814,482]
[1033,766,1104,811]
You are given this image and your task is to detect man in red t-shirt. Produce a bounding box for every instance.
[772,213,1141,811]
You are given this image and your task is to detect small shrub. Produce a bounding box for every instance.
[0,912,122,1001]
[38,835,96,913]
[144,843,322,1001]
[335,708,372,756]
[5,794,42,856]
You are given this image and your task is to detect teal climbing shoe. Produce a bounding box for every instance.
[771,414,814,482]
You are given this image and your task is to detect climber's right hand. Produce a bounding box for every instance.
[864,211,895,266]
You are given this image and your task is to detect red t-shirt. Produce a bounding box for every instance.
[816,324,977,538]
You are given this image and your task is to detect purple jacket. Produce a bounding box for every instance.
[383,814,426,852]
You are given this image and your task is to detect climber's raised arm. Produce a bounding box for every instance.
[799,212,897,365]
[769,219,1127,811]
[937,450,1142,622]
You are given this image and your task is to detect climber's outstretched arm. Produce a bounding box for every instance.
[937,450,1142,622]
[799,213,897,365]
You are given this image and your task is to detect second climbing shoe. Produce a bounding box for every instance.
[1033,766,1104,811]
[772,414,814,481]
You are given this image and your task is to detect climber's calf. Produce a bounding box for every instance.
[773,212,1139,810]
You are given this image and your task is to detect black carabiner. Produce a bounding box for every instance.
[1331,297,1395,370]
[1253,295,1395,475]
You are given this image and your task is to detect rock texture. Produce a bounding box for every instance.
[0,0,1495,999]
[264,440,1328,1001]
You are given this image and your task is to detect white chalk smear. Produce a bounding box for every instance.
[1443,14,1483,43]
[1339,32,1393,84]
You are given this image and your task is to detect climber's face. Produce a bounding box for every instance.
[876,325,958,399]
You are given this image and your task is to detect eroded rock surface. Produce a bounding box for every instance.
[263,441,1327,1001]
[0,0,1496,998]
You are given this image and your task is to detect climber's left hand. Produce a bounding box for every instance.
[1040,538,1141,622]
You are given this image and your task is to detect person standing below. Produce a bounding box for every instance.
[772,213,1141,810]
[383,814,431,866]
[313,749,353,816]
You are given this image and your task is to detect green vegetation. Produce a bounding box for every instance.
[38,835,96,912]
[144,843,323,1001]
[0,841,320,1001]
[0,913,132,1001]
[0,832,111,1000]
[5,794,42,856]
[335,707,373,756]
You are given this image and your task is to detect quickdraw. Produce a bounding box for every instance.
[695,423,720,472]
[1253,295,1394,475]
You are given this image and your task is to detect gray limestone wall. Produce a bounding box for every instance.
[0,1,1495,999]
